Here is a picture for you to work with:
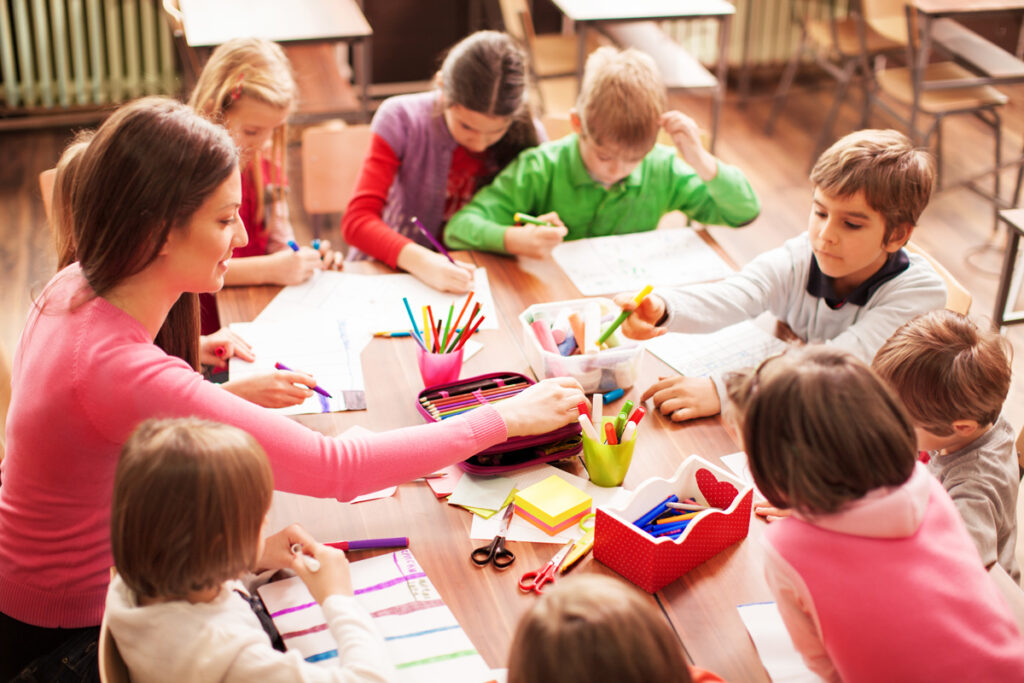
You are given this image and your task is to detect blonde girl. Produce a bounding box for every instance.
[106,418,393,681]
[725,346,1024,681]
[189,37,341,335]
[507,574,723,683]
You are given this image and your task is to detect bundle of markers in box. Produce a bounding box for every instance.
[419,378,530,420]
[401,291,483,354]
[576,394,646,445]
[632,494,717,540]
[525,285,653,357]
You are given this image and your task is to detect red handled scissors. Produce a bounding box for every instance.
[518,540,575,594]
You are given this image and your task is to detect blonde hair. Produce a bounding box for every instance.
[725,346,917,516]
[576,46,666,153]
[810,129,935,243]
[507,574,693,683]
[111,418,274,600]
[873,310,1012,436]
[188,37,296,226]
[52,129,95,270]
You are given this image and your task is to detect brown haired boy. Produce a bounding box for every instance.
[617,129,947,424]
[444,46,760,258]
[873,310,1019,580]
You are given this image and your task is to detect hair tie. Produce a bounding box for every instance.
[231,72,245,101]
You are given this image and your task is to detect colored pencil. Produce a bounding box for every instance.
[454,315,484,351]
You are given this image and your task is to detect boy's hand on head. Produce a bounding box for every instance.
[612,292,667,339]
[221,371,315,408]
[268,247,323,286]
[659,111,718,182]
[257,524,317,572]
[398,244,474,294]
[200,328,255,365]
[754,501,792,523]
[293,543,354,604]
[641,375,721,422]
[495,377,585,437]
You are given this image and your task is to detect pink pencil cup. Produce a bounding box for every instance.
[416,345,464,388]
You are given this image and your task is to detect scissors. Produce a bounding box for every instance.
[559,513,595,575]
[518,540,575,594]
[471,505,516,569]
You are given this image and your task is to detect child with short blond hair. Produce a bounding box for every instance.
[444,46,759,258]
[725,346,1024,682]
[618,129,946,423]
[507,574,723,683]
[873,309,1019,580]
[106,417,394,681]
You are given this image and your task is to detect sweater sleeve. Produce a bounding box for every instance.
[666,157,761,228]
[762,537,839,682]
[444,150,548,253]
[341,133,413,267]
[944,476,1000,569]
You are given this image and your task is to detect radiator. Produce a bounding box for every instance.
[662,0,854,67]
[0,0,177,110]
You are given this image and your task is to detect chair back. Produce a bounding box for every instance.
[99,568,131,683]
[39,168,56,226]
[498,0,535,50]
[904,241,971,315]
[540,116,572,141]
[301,121,373,215]
[859,0,912,45]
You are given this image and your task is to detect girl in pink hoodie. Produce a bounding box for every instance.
[725,346,1024,682]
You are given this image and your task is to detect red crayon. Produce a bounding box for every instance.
[604,421,618,445]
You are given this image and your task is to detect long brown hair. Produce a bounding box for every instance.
[51,129,95,270]
[70,97,238,369]
[725,346,917,515]
[112,418,274,601]
[507,574,693,683]
[438,30,538,183]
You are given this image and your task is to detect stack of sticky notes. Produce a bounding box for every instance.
[513,475,592,536]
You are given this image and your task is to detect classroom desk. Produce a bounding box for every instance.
[216,246,773,680]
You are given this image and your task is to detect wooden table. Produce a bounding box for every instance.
[217,245,772,680]
[177,0,373,120]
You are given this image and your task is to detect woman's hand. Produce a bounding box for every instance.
[291,542,354,604]
[612,292,667,340]
[494,377,585,437]
[397,243,475,293]
[199,328,256,366]
[641,375,721,422]
[504,212,568,259]
[221,370,315,408]
[267,247,324,286]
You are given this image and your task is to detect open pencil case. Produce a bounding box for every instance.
[416,371,582,475]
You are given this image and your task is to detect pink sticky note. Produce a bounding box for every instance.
[427,464,464,499]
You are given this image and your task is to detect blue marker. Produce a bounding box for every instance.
[604,387,625,402]
[312,238,321,250]
[287,240,300,252]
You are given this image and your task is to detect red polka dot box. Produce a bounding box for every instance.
[593,455,753,593]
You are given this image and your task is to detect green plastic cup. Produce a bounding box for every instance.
[581,417,637,487]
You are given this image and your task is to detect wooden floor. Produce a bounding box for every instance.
[2,76,1023,426]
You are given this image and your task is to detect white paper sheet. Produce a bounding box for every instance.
[227,319,368,415]
[645,320,786,379]
[469,464,632,544]
[737,602,819,682]
[258,550,494,682]
[254,268,497,332]
[551,229,732,295]
[447,474,516,511]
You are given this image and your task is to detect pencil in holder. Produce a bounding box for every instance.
[581,417,637,487]
[416,346,463,388]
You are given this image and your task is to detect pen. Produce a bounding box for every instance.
[312,238,321,250]
[597,285,653,346]
[287,240,299,252]
[373,330,412,337]
[290,543,320,572]
[513,212,551,226]
[325,537,409,551]
[603,388,625,402]
[411,216,457,265]
[274,362,332,398]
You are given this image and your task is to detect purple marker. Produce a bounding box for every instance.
[325,537,410,551]
[411,216,457,265]
[274,361,332,399]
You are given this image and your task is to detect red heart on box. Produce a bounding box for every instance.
[695,468,738,509]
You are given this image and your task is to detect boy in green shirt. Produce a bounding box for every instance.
[444,46,760,258]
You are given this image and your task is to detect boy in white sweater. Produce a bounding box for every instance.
[616,129,946,422]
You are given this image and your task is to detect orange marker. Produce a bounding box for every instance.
[604,421,618,445]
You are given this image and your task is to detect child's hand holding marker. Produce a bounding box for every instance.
[504,211,568,259]
[273,240,325,285]
[310,237,344,271]
[598,285,654,348]
[612,288,668,340]
[291,542,355,604]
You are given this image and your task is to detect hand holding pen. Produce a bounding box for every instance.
[612,288,668,340]
[274,362,332,399]
[504,211,568,259]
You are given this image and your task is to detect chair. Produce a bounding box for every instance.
[39,168,56,227]
[540,115,572,141]
[99,569,131,683]
[160,0,203,91]
[765,0,904,168]
[300,120,373,239]
[904,240,972,315]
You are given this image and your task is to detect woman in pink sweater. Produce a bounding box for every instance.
[0,97,583,679]
[725,346,1024,682]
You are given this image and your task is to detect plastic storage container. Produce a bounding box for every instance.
[519,298,643,394]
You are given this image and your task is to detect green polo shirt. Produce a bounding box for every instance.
[444,133,760,253]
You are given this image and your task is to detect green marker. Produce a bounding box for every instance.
[596,285,654,346]
[615,400,634,439]
[513,211,551,226]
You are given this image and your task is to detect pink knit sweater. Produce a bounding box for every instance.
[0,266,507,628]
